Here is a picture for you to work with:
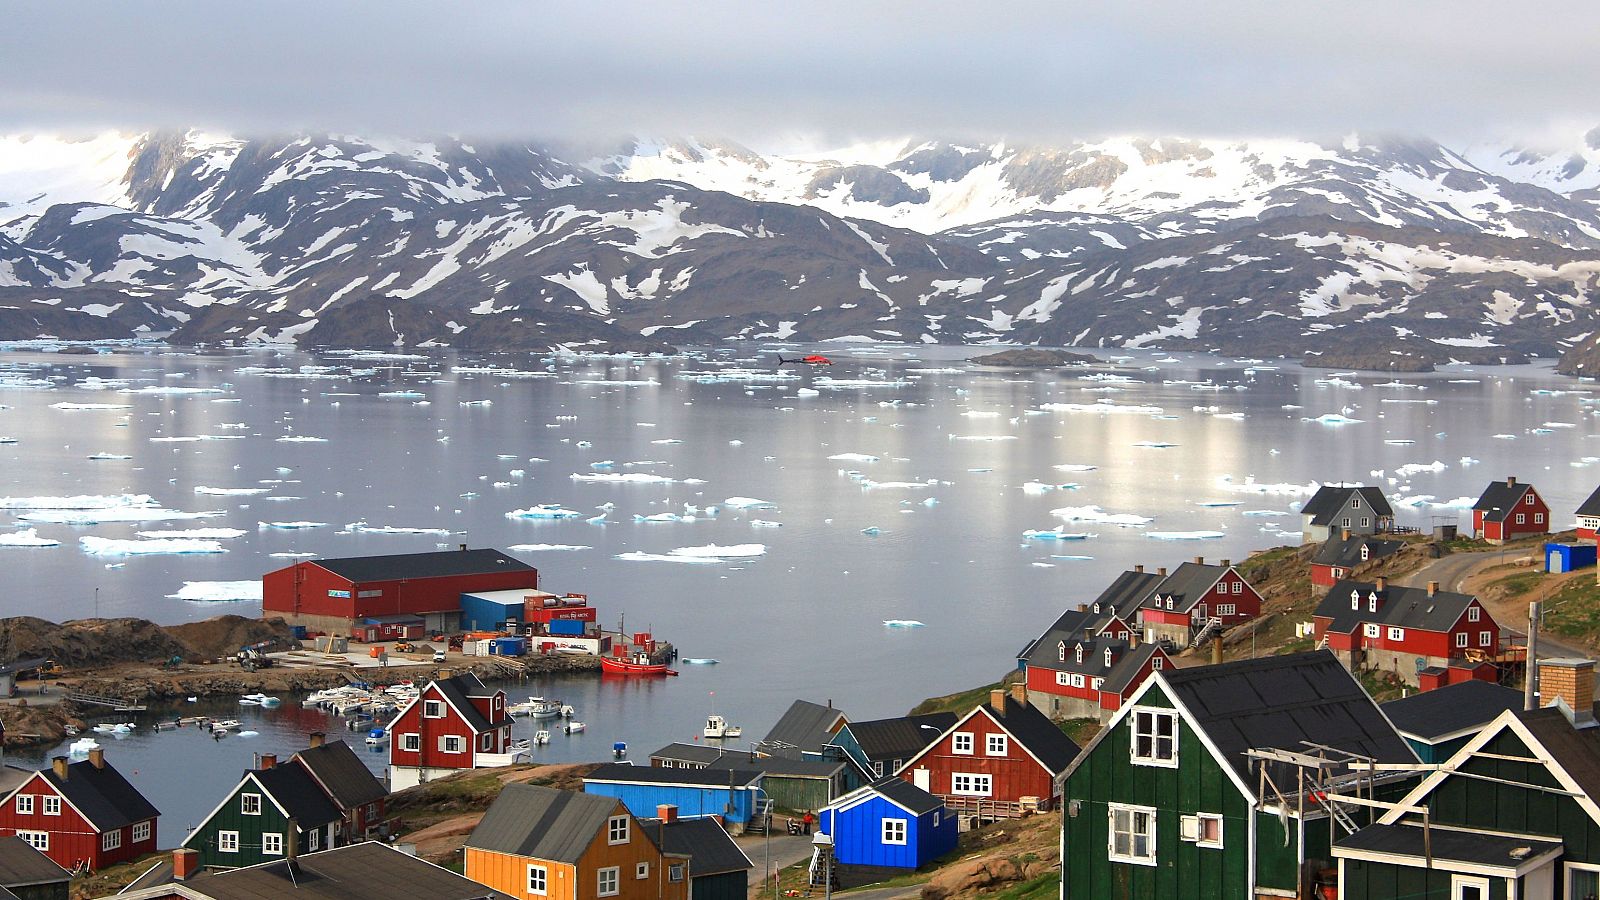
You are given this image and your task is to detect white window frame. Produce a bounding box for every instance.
[1218,604,1236,617]
[133,820,151,843]
[1361,517,1370,528]
[423,699,445,719]
[1363,623,1380,639]
[598,866,620,897]
[527,864,548,895]
[1350,591,1359,610]
[1071,673,1085,688]
[441,735,465,754]
[1455,632,1468,649]
[42,795,59,816]
[636,862,650,880]
[1468,606,1480,622]
[1566,862,1600,900]
[986,734,1008,756]
[1481,631,1493,647]
[218,830,239,853]
[1388,626,1405,642]
[950,773,992,796]
[1197,813,1223,849]
[1451,873,1491,900]
[608,815,630,845]
[669,863,685,883]
[1369,596,1378,613]
[306,828,321,851]
[1516,513,1526,525]
[952,732,974,755]
[883,818,907,845]
[873,760,885,777]
[14,795,31,815]
[1536,513,1545,524]
[1055,671,1070,686]
[1151,657,1163,670]
[1130,708,1178,768]
[1527,494,1537,505]
[263,832,283,856]
[400,733,420,752]
[1108,803,1156,866]
[17,831,47,852]
[241,793,262,815]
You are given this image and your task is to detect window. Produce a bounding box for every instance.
[1536,513,1545,524]
[608,815,630,845]
[1131,709,1177,766]
[1075,645,1084,664]
[263,833,283,855]
[1104,648,1113,668]
[1181,813,1223,848]
[219,830,239,853]
[1455,632,1468,648]
[1333,567,1345,579]
[42,796,59,816]
[951,774,992,796]
[527,865,548,895]
[1452,873,1491,900]
[1057,641,1065,662]
[987,734,1008,756]
[1151,657,1163,670]
[1369,596,1378,613]
[1388,627,1405,641]
[133,821,151,843]
[306,828,320,851]
[1341,517,1351,528]
[1567,863,1600,900]
[1108,804,1156,865]
[14,795,31,815]
[1218,604,1236,617]
[441,735,464,754]
[423,700,445,719]
[883,818,907,845]
[873,760,885,777]
[1360,545,1370,562]
[241,793,262,815]
[1165,597,1174,610]
[1516,513,1526,525]
[1527,494,1537,505]
[1352,497,1362,509]
[952,732,974,755]
[1468,606,1480,622]
[598,866,620,897]
[18,831,47,851]
[1481,631,1493,647]
[668,863,685,883]
[1091,677,1104,691]
[1361,517,1370,528]
[1364,623,1380,638]
[401,733,420,752]
[1071,673,1085,688]
[636,862,650,880]
[1055,671,1070,686]
[481,733,493,750]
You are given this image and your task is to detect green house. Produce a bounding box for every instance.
[1335,681,1600,900]
[181,759,343,870]
[1060,650,1417,900]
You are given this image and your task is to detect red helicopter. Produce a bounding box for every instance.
[776,354,833,366]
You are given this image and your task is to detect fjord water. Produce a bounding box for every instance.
[0,344,1593,832]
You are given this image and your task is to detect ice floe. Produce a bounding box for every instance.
[0,528,58,548]
[81,536,226,555]
[827,453,880,463]
[168,581,263,602]
[345,522,453,536]
[136,528,247,539]
[506,544,592,552]
[506,505,583,520]
[1146,531,1226,540]
[724,497,777,509]
[1049,505,1154,527]
[194,486,272,496]
[883,620,925,628]
[259,521,328,529]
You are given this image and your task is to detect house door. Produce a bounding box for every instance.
[912,768,930,791]
[1450,874,1490,900]
[1551,550,1565,573]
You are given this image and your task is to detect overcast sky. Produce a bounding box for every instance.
[5,1,1598,150]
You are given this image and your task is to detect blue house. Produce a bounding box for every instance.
[819,778,956,870]
[583,763,763,829]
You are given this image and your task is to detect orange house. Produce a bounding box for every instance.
[465,784,690,900]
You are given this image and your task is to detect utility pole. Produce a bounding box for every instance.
[1524,601,1541,711]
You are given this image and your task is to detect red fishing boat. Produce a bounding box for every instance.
[601,652,678,676]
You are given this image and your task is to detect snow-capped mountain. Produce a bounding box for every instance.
[2,128,1600,362]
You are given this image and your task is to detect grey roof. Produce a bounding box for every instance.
[39,756,159,831]
[761,700,847,757]
[0,658,47,677]
[1310,535,1403,569]
[252,765,343,830]
[706,756,845,779]
[308,548,534,584]
[1090,570,1166,621]
[586,762,761,788]
[1381,680,1524,742]
[431,673,509,733]
[1579,485,1600,518]
[467,783,627,863]
[1314,579,1482,636]
[1101,644,1164,695]
[1161,650,1417,786]
[648,743,727,766]
[294,740,387,811]
[857,777,944,816]
[1338,822,1560,870]
[173,841,515,900]
[976,696,1080,775]
[0,835,69,888]
[1146,562,1230,613]
[832,714,958,764]
[1303,485,1394,526]
[1473,478,1535,520]
[1515,707,1600,807]
[642,818,751,877]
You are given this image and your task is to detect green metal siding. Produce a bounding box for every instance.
[1341,858,1509,900]
[690,870,748,900]
[760,776,831,814]
[1254,810,1298,893]
[184,780,328,871]
[7,882,69,900]
[1061,689,1250,900]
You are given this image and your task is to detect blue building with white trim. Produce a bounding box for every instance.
[583,763,763,828]
[819,778,956,870]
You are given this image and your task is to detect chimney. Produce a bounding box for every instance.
[88,747,105,769]
[260,754,277,770]
[172,848,199,881]
[1427,581,1439,597]
[308,731,325,748]
[1010,682,1028,705]
[989,688,1006,711]
[1158,567,1168,577]
[1538,658,1597,728]
[1134,564,1144,574]
[286,818,300,860]
[1212,639,1224,666]
[1193,556,1205,565]
[1221,559,1231,568]
[1507,476,1518,488]
[50,756,68,780]
[459,543,468,552]
[1128,630,1139,649]
[657,804,678,824]
[1077,603,1088,613]
[1375,576,1387,592]
[1342,528,1351,541]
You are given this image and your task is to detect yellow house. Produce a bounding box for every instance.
[465,783,691,900]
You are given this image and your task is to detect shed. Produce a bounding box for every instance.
[583,764,763,830]
[460,590,528,632]
[1545,542,1597,573]
[706,755,848,812]
[819,779,955,871]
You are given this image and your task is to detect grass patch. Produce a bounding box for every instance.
[911,671,1020,716]
[1539,578,1600,644]
[1236,546,1300,580]
[1357,668,1407,703]
[984,871,1060,900]
[1275,635,1315,656]
[1058,717,1102,746]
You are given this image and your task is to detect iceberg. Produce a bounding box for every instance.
[669,544,766,558]
[0,493,159,510]
[136,528,247,539]
[81,536,226,555]
[0,528,59,548]
[615,551,723,564]
[168,581,263,602]
[275,435,329,443]
[194,486,272,496]
[87,453,132,460]
[1053,464,1099,472]
[750,520,783,528]
[883,620,925,628]
[1146,531,1227,541]
[571,472,698,485]
[724,497,777,509]
[506,505,583,520]
[1304,414,1363,425]
[1050,505,1153,527]
[259,521,328,529]
[507,543,592,552]
[827,453,880,463]
[346,522,453,536]
[20,507,219,524]
[1039,402,1165,415]
[50,403,131,410]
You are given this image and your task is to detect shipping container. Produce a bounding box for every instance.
[489,636,527,656]
[548,619,587,636]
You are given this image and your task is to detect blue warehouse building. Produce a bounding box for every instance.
[583,763,764,829]
[819,778,956,870]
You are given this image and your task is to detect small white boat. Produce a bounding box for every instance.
[210,719,242,733]
[533,730,551,746]
[703,715,742,739]
[185,696,198,703]
[69,737,101,755]
[364,728,388,745]
[559,705,576,719]
[564,721,586,735]
[530,699,562,718]
[240,693,281,707]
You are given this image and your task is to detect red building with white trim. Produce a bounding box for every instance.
[0,750,158,872]
[1471,476,1550,544]
[1309,533,1404,588]
[1313,577,1501,687]
[1021,635,1172,722]
[387,673,521,790]
[1137,559,1262,648]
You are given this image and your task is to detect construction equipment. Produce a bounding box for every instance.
[162,655,183,670]
[394,641,417,654]
[235,641,276,671]
[37,660,64,677]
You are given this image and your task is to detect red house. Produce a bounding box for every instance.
[0,750,158,872]
[1472,476,1549,544]
[262,547,538,636]
[897,686,1079,819]
[1309,532,1404,587]
[293,734,389,839]
[1021,634,1172,722]
[1576,485,1600,541]
[1137,558,1262,649]
[1312,577,1501,687]
[388,673,521,790]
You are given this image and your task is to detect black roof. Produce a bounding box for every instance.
[175,841,516,900]
[1579,485,1600,518]
[1381,680,1524,742]
[1102,644,1164,695]
[965,696,1080,775]
[1515,707,1600,807]
[857,777,945,816]
[294,740,387,811]
[706,756,845,778]
[834,713,958,764]
[1160,650,1416,785]
[309,548,534,583]
[467,783,631,864]
[1090,570,1166,622]
[1473,478,1535,520]
[0,835,69,888]
[0,658,47,677]
[1338,822,1560,870]
[39,756,159,831]
[1303,485,1394,526]
[1310,535,1403,569]
[761,700,847,757]
[1315,579,1482,635]
[252,764,343,829]
[648,743,728,766]
[431,673,508,733]
[586,762,761,788]
[1147,562,1231,612]
[642,818,751,877]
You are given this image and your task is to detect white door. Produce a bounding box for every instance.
[1523,858,1554,900]
[1551,550,1565,573]
[1451,874,1491,900]
[912,768,930,791]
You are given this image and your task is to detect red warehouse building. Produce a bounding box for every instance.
[897,686,1079,819]
[262,547,538,636]
[388,673,521,790]
[1472,476,1550,544]
[0,750,158,872]
[1313,577,1501,687]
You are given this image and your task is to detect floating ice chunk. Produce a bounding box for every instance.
[827,453,880,463]
[119,386,223,396]
[571,472,695,485]
[1393,461,1447,478]
[137,528,247,539]
[1023,528,1095,541]
[20,506,218,524]
[378,391,426,399]
[1460,457,1480,466]
[751,520,783,528]
[858,479,936,491]
[1304,414,1363,425]
[615,551,722,563]
[650,439,684,445]
[1492,434,1516,440]
[459,400,492,407]
[0,493,155,510]
[680,658,719,664]
[883,620,925,628]
[1146,531,1226,541]
[1050,505,1153,527]
[1132,441,1177,449]
[1215,477,1317,497]
[577,379,659,386]
[861,526,882,535]
[50,403,131,411]
[1242,510,1289,517]
[670,544,766,558]
[506,505,582,520]
[949,435,1018,442]
[1039,401,1165,415]
[1384,439,1416,445]
[507,543,592,552]
[345,522,453,536]
[269,552,316,558]
[634,512,694,523]
[589,461,616,469]
[81,536,225,555]
[1023,482,1079,494]
[87,453,132,460]
[168,581,262,602]
[724,497,777,509]
[259,521,328,529]
[0,528,58,548]
[194,486,272,496]
[1053,464,1098,472]
[796,388,820,397]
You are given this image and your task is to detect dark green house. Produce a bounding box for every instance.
[647,815,753,900]
[181,757,343,870]
[1060,650,1417,900]
[1380,679,1523,763]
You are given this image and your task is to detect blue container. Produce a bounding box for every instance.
[1546,542,1597,573]
[489,636,527,656]
[290,625,308,640]
[548,619,586,636]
